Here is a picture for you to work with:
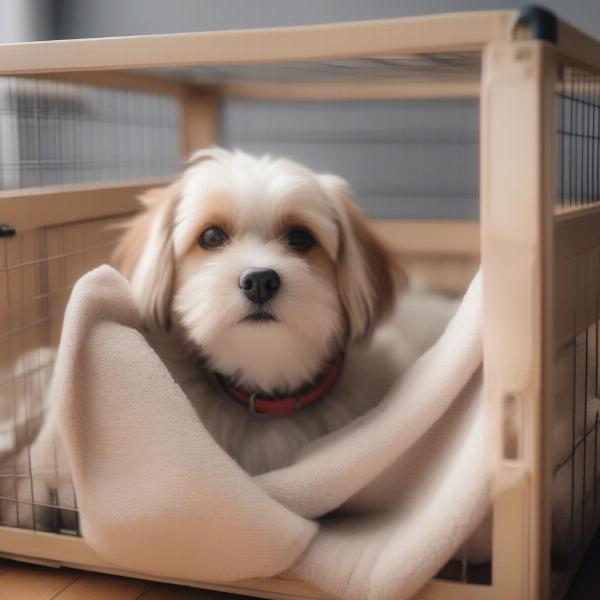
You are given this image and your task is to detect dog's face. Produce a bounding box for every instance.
[113,148,403,393]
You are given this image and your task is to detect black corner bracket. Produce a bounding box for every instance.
[0,224,16,238]
[515,5,558,43]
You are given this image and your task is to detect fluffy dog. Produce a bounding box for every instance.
[112,147,451,475]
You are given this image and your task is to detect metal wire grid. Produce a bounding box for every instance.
[552,63,600,578]
[0,217,126,535]
[552,256,600,581]
[0,76,181,190]
[154,52,482,85]
[436,552,491,585]
[557,66,600,208]
[0,76,181,532]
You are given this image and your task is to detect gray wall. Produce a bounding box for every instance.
[48,1,600,220]
[220,99,479,219]
[52,1,600,39]
[0,0,53,42]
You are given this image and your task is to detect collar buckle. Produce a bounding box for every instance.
[217,353,344,418]
[248,393,269,418]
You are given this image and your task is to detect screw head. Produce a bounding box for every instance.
[0,224,16,238]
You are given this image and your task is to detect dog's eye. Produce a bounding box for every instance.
[199,226,228,249]
[286,227,315,252]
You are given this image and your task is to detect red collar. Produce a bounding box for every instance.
[216,354,344,417]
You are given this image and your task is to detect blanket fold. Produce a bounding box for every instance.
[29,265,490,600]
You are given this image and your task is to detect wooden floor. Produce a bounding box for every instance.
[1,533,599,600]
[0,559,249,600]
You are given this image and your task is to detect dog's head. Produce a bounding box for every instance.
[113,148,404,393]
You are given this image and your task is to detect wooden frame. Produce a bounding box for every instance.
[557,20,600,75]
[554,208,600,348]
[481,39,556,600]
[1,8,600,600]
[219,80,481,101]
[0,178,170,231]
[0,11,514,75]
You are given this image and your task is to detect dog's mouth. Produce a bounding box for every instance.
[242,309,277,323]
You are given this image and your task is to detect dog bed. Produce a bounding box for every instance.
[2,265,594,599]
[15,265,486,600]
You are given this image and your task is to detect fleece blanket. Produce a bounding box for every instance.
[22,265,488,600]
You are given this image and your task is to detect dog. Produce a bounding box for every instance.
[0,147,459,534]
[112,147,455,475]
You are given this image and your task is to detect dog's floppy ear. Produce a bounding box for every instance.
[112,182,180,333]
[319,174,406,342]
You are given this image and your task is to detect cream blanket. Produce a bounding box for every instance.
[20,265,489,600]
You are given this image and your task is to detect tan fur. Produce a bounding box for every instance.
[340,194,407,328]
[175,195,239,257]
[319,173,406,341]
[305,243,338,288]
[197,211,237,240]
[103,148,418,475]
[273,210,328,241]
[111,182,181,332]
[113,149,407,385]
[112,197,162,281]
[273,212,337,284]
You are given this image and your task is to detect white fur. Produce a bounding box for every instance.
[167,150,348,392]
[174,235,342,392]
[153,289,458,475]
[119,148,452,474]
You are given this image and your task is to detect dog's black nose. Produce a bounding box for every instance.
[239,268,280,303]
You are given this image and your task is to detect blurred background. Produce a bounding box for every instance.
[2,0,598,41]
[0,0,597,220]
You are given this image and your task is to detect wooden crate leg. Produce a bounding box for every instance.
[181,89,220,158]
[481,40,556,600]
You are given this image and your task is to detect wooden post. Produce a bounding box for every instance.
[481,40,556,600]
[180,87,220,158]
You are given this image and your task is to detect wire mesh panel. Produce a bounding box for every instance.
[0,76,181,190]
[553,63,600,596]
[0,73,183,534]
[553,256,600,561]
[436,552,491,585]
[556,66,600,209]
[0,217,128,534]
[0,73,182,537]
